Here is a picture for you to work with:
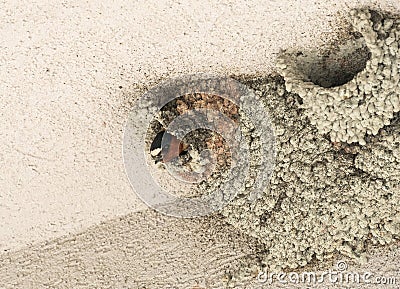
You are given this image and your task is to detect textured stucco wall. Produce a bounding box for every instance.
[1,0,400,288]
[0,0,341,252]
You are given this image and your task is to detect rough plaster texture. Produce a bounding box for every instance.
[1,0,400,288]
[0,0,353,252]
[1,210,399,288]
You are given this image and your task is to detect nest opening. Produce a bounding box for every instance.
[296,38,371,88]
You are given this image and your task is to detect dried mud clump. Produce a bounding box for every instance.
[355,113,400,189]
[144,7,400,279]
[221,75,400,273]
[276,8,400,145]
[221,8,400,280]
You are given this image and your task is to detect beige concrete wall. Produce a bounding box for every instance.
[1,0,399,288]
